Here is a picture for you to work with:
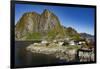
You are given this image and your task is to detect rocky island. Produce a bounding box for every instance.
[26,41,78,62]
[26,40,94,62]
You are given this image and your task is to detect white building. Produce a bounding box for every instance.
[69,41,76,45]
[41,40,48,44]
[41,40,49,46]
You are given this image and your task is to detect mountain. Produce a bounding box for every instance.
[16,9,91,41]
[63,26,81,40]
[80,33,94,40]
[15,9,66,40]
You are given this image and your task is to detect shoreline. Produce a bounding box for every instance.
[26,43,78,62]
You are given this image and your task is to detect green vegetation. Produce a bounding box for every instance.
[71,34,81,40]
[15,16,27,32]
[64,27,81,40]
[66,45,81,50]
[47,29,58,39]
[26,32,42,40]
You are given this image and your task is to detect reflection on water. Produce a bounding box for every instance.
[15,41,67,68]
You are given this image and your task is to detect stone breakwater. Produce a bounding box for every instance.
[26,43,77,62]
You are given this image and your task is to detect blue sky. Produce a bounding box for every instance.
[15,4,95,35]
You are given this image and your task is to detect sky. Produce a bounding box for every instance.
[15,4,95,35]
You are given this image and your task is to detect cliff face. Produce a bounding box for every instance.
[15,12,40,39]
[15,9,65,40]
[39,9,61,33]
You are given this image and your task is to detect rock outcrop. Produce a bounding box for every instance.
[15,9,65,40]
[26,43,77,61]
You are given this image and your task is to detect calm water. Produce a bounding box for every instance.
[15,41,67,68]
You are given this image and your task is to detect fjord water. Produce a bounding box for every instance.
[15,41,66,68]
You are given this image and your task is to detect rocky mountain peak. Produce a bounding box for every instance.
[41,9,51,18]
[15,9,82,41]
[15,9,66,40]
[43,9,50,13]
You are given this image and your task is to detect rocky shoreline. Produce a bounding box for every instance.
[26,39,95,62]
[26,43,78,62]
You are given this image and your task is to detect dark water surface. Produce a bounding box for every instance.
[15,41,67,68]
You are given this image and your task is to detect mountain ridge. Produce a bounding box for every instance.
[15,9,66,40]
[15,9,93,41]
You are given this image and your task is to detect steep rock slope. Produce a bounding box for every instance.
[15,9,65,40]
